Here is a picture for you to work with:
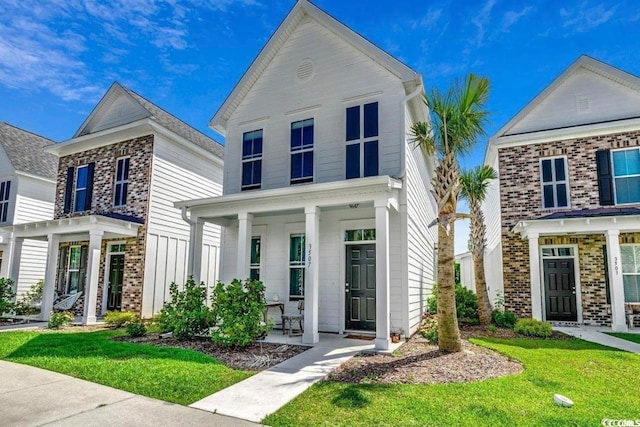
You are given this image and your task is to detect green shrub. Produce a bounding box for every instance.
[418,313,438,344]
[492,309,517,329]
[104,310,137,328]
[14,280,44,315]
[210,278,270,348]
[514,318,553,338]
[426,284,479,323]
[48,311,74,329]
[156,277,211,340]
[0,277,16,316]
[125,319,147,337]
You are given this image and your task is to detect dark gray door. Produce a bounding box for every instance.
[107,255,124,311]
[543,258,577,321]
[346,244,376,331]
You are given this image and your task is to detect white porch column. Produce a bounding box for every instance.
[6,236,24,298]
[83,230,103,324]
[605,230,628,332]
[236,212,253,279]
[41,234,60,321]
[303,206,320,344]
[188,218,205,283]
[528,233,543,320]
[375,200,391,351]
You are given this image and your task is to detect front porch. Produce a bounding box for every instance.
[0,215,142,324]
[177,176,404,351]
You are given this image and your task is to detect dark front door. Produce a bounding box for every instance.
[346,244,376,331]
[107,254,124,311]
[543,258,577,321]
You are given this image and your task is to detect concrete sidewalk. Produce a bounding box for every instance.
[0,361,257,427]
[555,326,640,353]
[190,333,394,423]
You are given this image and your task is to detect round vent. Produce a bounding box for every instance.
[296,59,315,82]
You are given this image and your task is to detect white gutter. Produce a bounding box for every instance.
[398,85,424,180]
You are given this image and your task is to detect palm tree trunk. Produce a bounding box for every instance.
[470,201,492,326]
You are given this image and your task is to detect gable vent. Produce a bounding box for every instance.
[296,59,315,82]
[576,95,589,113]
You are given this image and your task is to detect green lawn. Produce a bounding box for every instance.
[0,330,252,405]
[608,333,640,344]
[265,338,640,427]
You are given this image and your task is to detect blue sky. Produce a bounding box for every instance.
[1,0,639,252]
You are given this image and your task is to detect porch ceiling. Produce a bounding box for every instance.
[0,215,142,241]
[513,214,640,238]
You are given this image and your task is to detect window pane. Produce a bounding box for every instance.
[251,237,261,265]
[69,247,81,269]
[557,184,568,207]
[345,230,356,241]
[302,152,313,179]
[254,135,263,156]
[243,138,253,159]
[289,235,305,263]
[250,268,260,281]
[121,183,128,205]
[613,149,640,176]
[543,185,554,208]
[364,102,378,138]
[289,268,305,297]
[302,121,314,148]
[74,190,86,212]
[77,166,88,188]
[68,271,79,293]
[346,144,360,179]
[363,229,376,240]
[253,160,262,185]
[114,185,122,206]
[346,106,360,141]
[291,153,303,180]
[123,158,130,180]
[364,141,379,177]
[541,160,552,183]
[622,246,635,274]
[554,158,566,181]
[291,125,302,150]
[0,182,5,200]
[623,275,640,303]
[615,177,640,204]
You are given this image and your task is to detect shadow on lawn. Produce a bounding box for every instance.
[5,330,222,365]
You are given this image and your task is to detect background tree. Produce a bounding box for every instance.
[410,74,489,352]
[460,165,498,326]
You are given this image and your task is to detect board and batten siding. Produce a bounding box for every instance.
[141,135,223,317]
[223,16,405,194]
[481,155,504,304]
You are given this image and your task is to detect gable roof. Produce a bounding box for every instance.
[0,122,58,180]
[75,82,224,158]
[209,0,422,134]
[494,55,640,139]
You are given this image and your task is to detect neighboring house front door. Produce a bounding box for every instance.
[543,259,577,321]
[107,254,124,311]
[346,244,376,331]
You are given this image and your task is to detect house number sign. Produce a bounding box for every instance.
[307,244,312,268]
[614,257,619,276]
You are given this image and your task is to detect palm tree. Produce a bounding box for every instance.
[410,74,490,352]
[460,165,498,326]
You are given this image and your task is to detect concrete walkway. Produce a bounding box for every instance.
[555,326,640,353]
[0,361,257,427]
[190,333,397,423]
[0,322,48,332]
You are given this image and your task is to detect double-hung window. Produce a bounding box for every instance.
[621,245,640,303]
[289,233,305,300]
[250,236,261,281]
[66,245,88,293]
[242,129,263,190]
[290,118,314,184]
[540,157,569,209]
[346,102,379,179]
[114,157,130,207]
[0,180,10,223]
[74,165,89,212]
[611,148,640,204]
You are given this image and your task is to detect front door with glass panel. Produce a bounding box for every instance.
[345,244,376,331]
[107,254,124,311]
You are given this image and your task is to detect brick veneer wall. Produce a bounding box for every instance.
[53,135,154,316]
[498,130,640,322]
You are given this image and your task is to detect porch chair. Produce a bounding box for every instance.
[282,299,304,336]
[53,291,83,311]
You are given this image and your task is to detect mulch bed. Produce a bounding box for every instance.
[114,334,308,371]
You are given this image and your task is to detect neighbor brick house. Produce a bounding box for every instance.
[483,56,640,331]
[1,83,224,323]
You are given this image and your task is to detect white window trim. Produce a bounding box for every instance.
[621,244,640,303]
[113,157,130,207]
[289,117,315,185]
[539,156,570,210]
[345,101,379,178]
[74,165,89,213]
[241,129,264,190]
[250,235,262,281]
[538,244,583,323]
[611,147,640,206]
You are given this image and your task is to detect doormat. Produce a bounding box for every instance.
[345,334,375,341]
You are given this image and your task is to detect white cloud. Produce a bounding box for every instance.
[470,0,497,47]
[560,2,617,32]
[502,6,534,32]
[411,8,443,31]
[197,0,261,12]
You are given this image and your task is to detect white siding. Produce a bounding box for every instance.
[455,252,475,292]
[87,94,149,135]
[481,155,504,305]
[224,16,405,194]
[141,136,223,317]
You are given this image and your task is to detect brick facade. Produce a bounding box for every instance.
[498,130,640,324]
[53,135,154,316]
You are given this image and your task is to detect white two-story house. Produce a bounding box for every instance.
[0,122,57,298]
[177,0,438,350]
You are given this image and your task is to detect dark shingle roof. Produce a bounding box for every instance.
[0,122,58,180]
[540,207,640,220]
[123,86,224,159]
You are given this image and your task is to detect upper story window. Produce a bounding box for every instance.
[242,129,263,191]
[540,157,569,209]
[346,102,379,179]
[64,163,95,214]
[0,180,11,223]
[290,118,314,184]
[114,157,130,207]
[612,148,640,204]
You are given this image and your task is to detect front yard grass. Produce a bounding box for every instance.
[0,330,252,405]
[608,332,640,344]
[265,338,640,427]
